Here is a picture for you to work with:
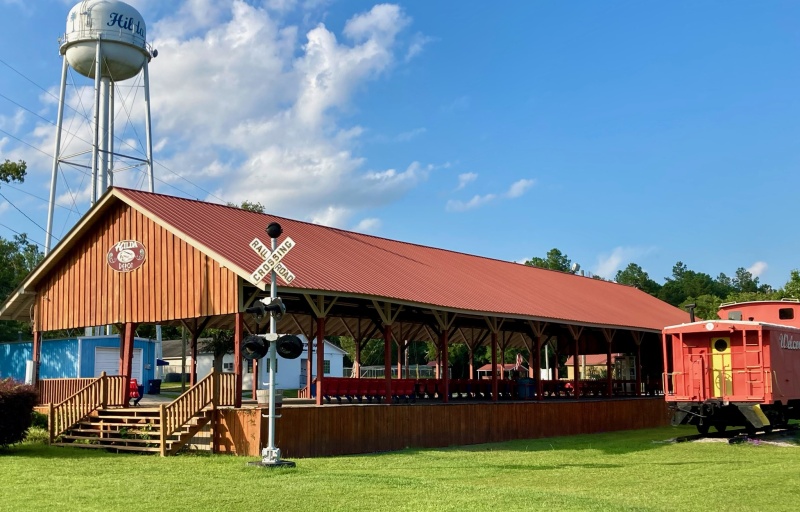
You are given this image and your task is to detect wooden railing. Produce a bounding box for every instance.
[48,372,127,442]
[38,378,95,405]
[159,371,237,455]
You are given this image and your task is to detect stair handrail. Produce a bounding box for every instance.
[48,372,128,443]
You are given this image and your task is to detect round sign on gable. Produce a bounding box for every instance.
[107,240,147,272]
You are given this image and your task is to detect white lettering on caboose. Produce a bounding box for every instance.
[779,333,800,350]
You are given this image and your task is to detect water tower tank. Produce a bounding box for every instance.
[61,0,149,81]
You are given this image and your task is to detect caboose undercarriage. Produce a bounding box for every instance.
[669,399,799,434]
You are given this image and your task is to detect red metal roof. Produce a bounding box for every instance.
[115,187,687,331]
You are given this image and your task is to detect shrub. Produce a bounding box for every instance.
[31,411,48,429]
[0,378,39,448]
[23,427,49,444]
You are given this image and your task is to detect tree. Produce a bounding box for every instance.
[524,248,575,273]
[781,270,800,299]
[0,160,26,186]
[0,234,43,341]
[658,261,726,307]
[227,200,265,213]
[614,263,661,295]
[200,329,234,373]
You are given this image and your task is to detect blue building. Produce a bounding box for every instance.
[0,335,156,383]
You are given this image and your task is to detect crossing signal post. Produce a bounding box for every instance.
[245,222,298,468]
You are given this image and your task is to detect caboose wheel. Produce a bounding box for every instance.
[696,424,710,435]
[713,424,727,433]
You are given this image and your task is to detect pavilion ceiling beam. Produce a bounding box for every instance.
[371,300,403,326]
[303,294,339,319]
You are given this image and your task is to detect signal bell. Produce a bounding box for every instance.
[242,335,269,360]
[276,334,303,360]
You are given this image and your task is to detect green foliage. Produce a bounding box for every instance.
[30,411,48,429]
[23,426,49,444]
[0,234,43,341]
[524,248,575,273]
[200,329,234,372]
[0,378,39,448]
[227,200,265,213]
[783,270,800,299]
[0,159,26,186]
[615,263,661,295]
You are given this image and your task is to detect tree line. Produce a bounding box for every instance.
[525,248,800,320]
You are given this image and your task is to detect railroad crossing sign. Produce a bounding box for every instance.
[249,236,296,284]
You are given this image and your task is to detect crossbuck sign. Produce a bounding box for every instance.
[249,236,296,285]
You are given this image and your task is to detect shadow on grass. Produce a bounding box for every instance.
[1,442,151,459]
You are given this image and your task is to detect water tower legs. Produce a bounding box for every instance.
[45,57,69,255]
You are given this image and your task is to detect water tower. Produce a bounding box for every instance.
[46,0,158,253]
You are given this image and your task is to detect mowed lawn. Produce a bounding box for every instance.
[2,426,799,512]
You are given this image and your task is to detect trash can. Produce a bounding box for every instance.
[517,378,534,400]
[147,379,162,394]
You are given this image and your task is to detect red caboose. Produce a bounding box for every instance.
[662,300,800,433]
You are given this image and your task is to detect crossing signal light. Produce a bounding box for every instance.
[240,333,304,361]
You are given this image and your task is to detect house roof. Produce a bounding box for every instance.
[477,363,521,372]
[1,187,688,333]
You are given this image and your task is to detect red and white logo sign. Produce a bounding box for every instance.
[107,240,147,272]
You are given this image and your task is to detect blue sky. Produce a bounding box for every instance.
[0,1,799,288]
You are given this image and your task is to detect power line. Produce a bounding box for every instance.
[0,190,58,243]
[0,222,46,249]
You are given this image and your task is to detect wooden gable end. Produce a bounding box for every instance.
[35,201,239,331]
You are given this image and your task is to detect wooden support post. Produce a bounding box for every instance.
[120,322,135,407]
[307,316,314,391]
[315,317,325,406]
[573,337,580,399]
[636,341,642,396]
[234,312,243,408]
[396,339,403,380]
[534,338,542,400]
[252,358,259,395]
[354,341,361,378]
[491,331,498,402]
[159,404,167,457]
[383,324,392,404]
[190,332,199,386]
[468,346,475,380]
[32,330,42,386]
[607,337,613,396]
[47,402,54,444]
[441,329,449,403]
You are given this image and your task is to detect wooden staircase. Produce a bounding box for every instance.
[52,407,213,455]
[48,371,236,456]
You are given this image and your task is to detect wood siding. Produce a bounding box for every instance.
[36,202,239,331]
[217,398,670,458]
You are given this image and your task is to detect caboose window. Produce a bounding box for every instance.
[779,308,794,320]
[727,311,742,320]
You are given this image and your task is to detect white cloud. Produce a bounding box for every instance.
[456,172,477,190]
[395,127,426,141]
[506,178,534,198]
[353,217,381,233]
[0,202,9,216]
[4,1,430,232]
[405,32,435,62]
[748,261,768,278]
[446,193,496,212]
[593,246,655,280]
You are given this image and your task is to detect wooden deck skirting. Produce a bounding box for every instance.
[215,398,670,458]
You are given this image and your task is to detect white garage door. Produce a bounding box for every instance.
[94,347,143,383]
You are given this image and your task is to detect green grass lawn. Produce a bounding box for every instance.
[2,426,799,512]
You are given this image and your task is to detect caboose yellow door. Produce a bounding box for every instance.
[711,337,732,397]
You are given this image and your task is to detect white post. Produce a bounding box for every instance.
[143,59,155,193]
[266,235,278,457]
[98,77,110,194]
[45,57,69,255]
[90,41,102,204]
